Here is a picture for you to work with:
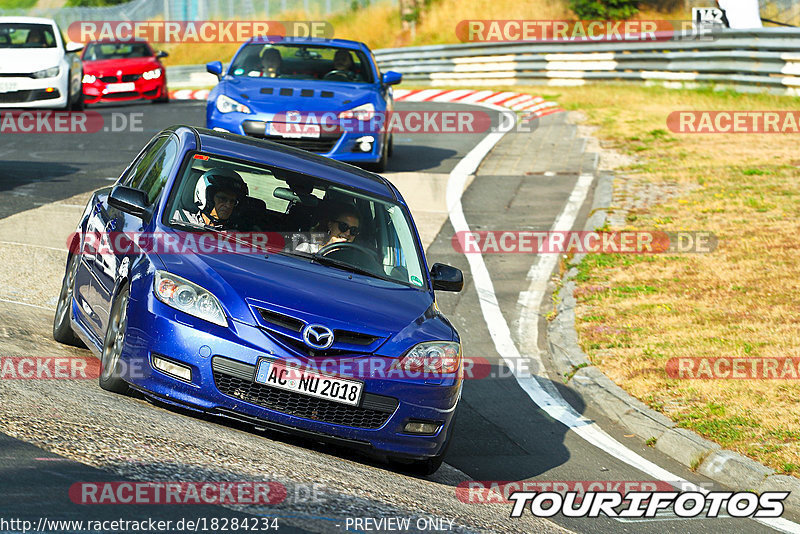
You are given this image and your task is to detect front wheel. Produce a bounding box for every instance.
[53,254,83,346]
[99,285,131,394]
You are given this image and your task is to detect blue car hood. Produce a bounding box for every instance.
[155,249,433,338]
[219,76,376,114]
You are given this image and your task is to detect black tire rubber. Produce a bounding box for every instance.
[390,405,458,476]
[154,91,170,104]
[387,134,394,158]
[69,89,85,111]
[99,284,131,394]
[370,137,388,173]
[53,254,83,347]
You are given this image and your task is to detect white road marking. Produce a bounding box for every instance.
[446,102,800,533]
[0,241,68,252]
[0,297,54,311]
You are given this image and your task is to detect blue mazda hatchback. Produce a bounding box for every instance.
[54,126,463,474]
[205,37,401,172]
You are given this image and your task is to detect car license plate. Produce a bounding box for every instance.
[0,80,18,93]
[105,82,135,93]
[254,359,363,407]
[269,122,321,138]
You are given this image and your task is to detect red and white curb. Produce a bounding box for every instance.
[393,88,564,119]
[167,87,564,119]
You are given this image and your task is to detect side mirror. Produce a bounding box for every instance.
[382,70,402,86]
[65,42,84,53]
[156,50,169,59]
[109,185,149,219]
[206,61,223,80]
[430,263,463,292]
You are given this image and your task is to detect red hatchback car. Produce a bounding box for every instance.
[81,40,169,104]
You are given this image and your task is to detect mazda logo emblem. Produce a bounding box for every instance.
[302,324,334,350]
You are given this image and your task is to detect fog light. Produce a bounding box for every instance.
[403,420,441,435]
[355,135,374,152]
[152,354,192,382]
[45,87,56,93]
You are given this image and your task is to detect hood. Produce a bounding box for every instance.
[219,76,376,114]
[0,48,63,74]
[83,57,160,75]
[155,246,436,340]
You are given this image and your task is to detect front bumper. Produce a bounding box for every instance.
[207,110,385,163]
[83,76,167,104]
[120,290,460,459]
[0,71,68,109]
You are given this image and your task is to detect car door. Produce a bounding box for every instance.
[72,136,163,341]
[93,134,180,335]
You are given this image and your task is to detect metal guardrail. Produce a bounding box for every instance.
[163,28,800,95]
[372,28,800,96]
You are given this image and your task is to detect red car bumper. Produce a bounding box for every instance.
[83,76,167,104]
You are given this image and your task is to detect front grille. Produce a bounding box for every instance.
[103,91,139,99]
[0,73,32,78]
[212,356,397,429]
[257,134,340,153]
[257,308,304,332]
[99,75,118,83]
[0,89,60,103]
[121,74,141,82]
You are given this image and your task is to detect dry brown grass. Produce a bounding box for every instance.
[521,83,800,475]
[160,0,684,66]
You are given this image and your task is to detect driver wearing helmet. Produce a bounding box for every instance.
[175,168,248,230]
[296,203,360,253]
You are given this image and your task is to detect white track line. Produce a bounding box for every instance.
[0,297,54,311]
[0,240,68,252]
[447,102,799,533]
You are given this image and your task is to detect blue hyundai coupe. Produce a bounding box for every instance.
[54,126,463,474]
[204,37,401,172]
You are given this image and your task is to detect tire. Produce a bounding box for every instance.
[370,137,388,173]
[387,134,394,158]
[99,284,131,394]
[154,88,169,104]
[69,90,84,111]
[53,254,83,347]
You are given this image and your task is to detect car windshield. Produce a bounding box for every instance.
[0,23,57,48]
[84,42,152,60]
[164,153,427,289]
[228,43,373,83]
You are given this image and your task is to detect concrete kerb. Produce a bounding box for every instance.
[544,159,800,514]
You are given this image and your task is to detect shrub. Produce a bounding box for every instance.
[569,0,640,20]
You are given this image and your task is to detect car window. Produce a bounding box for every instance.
[138,138,180,204]
[164,152,426,289]
[0,23,57,48]
[124,137,170,190]
[84,42,153,60]
[229,43,374,83]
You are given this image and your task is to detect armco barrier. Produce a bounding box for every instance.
[371,28,800,95]
[165,28,800,96]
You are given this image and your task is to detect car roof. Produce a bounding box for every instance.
[169,125,398,201]
[244,36,368,51]
[0,16,58,25]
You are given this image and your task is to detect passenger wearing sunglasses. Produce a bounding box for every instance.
[296,204,360,253]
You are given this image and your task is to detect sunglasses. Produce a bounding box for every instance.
[334,220,360,236]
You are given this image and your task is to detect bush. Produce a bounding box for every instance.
[569,0,640,20]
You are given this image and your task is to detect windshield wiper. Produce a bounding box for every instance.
[169,220,220,233]
[310,253,382,280]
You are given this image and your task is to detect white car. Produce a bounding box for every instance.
[0,17,84,109]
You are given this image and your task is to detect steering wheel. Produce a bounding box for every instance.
[323,70,354,81]
[317,242,380,269]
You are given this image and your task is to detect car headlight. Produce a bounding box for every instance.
[32,66,60,79]
[216,94,252,114]
[142,68,162,80]
[392,341,461,375]
[338,102,375,121]
[154,271,227,327]
[82,74,96,84]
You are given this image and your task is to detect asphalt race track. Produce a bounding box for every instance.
[1,100,798,534]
